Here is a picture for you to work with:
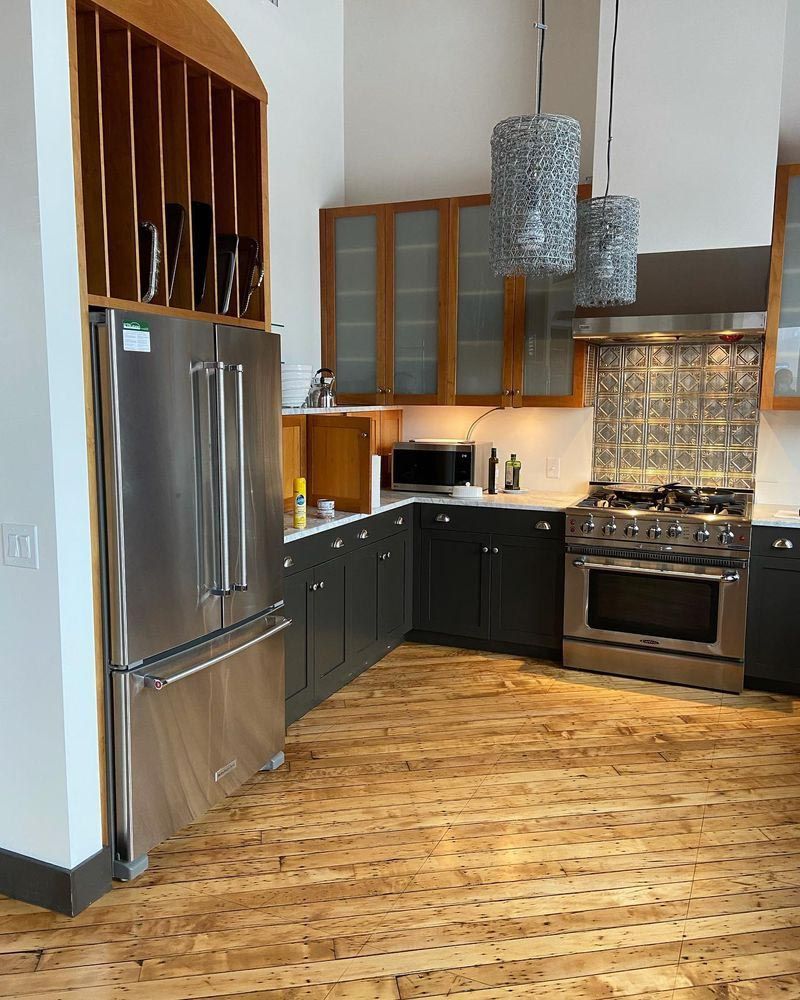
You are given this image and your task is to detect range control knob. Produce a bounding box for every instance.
[667,521,683,539]
[625,521,640,538]
[580,517,596,535]
[694,526,711,543]
[647,520,663,540]
[602,519,618,536]
[718,522,735,545]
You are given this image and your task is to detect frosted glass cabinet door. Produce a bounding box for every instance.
[454,201,510,402]
[391,208,443,400]
[333,212,382,398]
[517,275,577,400]
[773,173,800,403]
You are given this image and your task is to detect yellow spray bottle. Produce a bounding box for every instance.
[293,477,307,529]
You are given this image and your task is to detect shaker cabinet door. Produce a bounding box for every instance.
[746,555,800,690]
[283,569,314,726]
[377,532,411,641]
[418,529,491,639]
[489,534,564,651]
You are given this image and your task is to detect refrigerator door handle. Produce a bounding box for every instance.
[232,362,248,592]
[206,360,231,595]
[140,614,292,690]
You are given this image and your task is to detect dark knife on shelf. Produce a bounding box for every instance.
[138,221,161,304]
[191,201,213,307]
[217,234,239,315]
[238,236,265,316]
[164,203,186,301]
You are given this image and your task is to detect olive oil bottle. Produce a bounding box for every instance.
[488,448,500,494]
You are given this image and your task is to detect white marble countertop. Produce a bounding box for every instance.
[281,405,400,415]
[752,503,800,528]
[284,489,584,542]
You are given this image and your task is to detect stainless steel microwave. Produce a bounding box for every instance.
[391,440,492,494]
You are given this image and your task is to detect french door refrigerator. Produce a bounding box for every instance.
[92,309,288,879]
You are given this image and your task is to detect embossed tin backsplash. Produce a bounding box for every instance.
[592,341,762,489]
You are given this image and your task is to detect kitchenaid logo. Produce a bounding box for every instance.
[640,639,661,646]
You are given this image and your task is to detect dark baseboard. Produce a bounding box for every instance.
[0,844,111,916]
[408,630,562,663]
[744,675,800,696]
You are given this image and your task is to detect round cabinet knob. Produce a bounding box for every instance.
[718,523,735,545]
[580,518,596,535]
[318,580,325,589]
[667,521,683,539]
[695,527,710,543]
[602,519,617,536]
[647,521,662,539]
[491,546,499,554]
[625,521,640,538]
[481,546,489,553]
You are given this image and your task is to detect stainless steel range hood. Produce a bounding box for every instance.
[572,246,770,343]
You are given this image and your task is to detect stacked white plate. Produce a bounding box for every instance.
[281,363,313,407]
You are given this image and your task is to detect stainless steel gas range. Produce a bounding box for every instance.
[563,484,752,693]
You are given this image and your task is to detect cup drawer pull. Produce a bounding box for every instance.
[283,555,294,569]
[772,538,795,550]
[434,514,451,523]
[535,520,552,531]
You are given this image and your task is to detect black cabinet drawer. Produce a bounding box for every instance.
[752,525,800,560]
[283,530,349,576]
[347,507,411,547]
[419,503,564,539]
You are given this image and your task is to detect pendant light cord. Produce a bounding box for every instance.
[534,0,546,115]
[604,0,621,200]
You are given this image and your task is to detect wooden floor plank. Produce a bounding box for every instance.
[1,644,798,998]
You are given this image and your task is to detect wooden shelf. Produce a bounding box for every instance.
[87,294,265,330]
[73,1,267,325]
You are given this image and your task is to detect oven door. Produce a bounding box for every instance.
[564,547,748,660]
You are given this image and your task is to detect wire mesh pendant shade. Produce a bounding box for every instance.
[489,114,581,278]
[575,195,639,306]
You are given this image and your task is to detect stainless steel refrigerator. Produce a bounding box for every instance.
[91,309,288,880]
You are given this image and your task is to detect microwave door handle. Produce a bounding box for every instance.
[572,559,739,584]
[233,363,247,592]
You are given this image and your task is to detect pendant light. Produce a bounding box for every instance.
[575,0,639,306]
[489,0,581,278]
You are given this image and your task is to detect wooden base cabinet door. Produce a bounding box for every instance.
[347,543,380,674]
[377,532,411,643]
[312,557,349,700]
[283,569,314,726]
[489,535,564,651]
[746,556,800,690]
[418,530,491,639]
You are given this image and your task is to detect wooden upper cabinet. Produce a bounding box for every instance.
[447,195,515,407]
[69,0,268,328]
[321,205,387,405]
[307,415,375,514]
[321,192,586,408]
[762,164,800,411]
[386,200,449,404]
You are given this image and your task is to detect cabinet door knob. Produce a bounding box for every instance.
[309,582,318,592]
[434,514,451,523]
[491,546,499,554]
[283,555,294,568]
[481,546,489,553]
[318,580,325,589]
[358,528,369,540]
[394,515,405,526]
[535,521,552,531]
[773,538,794,549]
[331,537,345,548]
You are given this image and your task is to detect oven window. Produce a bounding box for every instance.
[588,570,719,644]
[393,450,457,487]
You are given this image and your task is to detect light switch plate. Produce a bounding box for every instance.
[546,457,561,480]
[2,523,39,569]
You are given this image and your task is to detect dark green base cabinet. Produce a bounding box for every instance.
[283,509,412,725]
[746,525,800,694]
[414,504,565,658]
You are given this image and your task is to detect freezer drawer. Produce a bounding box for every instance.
[112,614,289,866]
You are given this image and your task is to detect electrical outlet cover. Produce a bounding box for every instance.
[546,457,561,480]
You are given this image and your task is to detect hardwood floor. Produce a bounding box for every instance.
[1,643,800,998]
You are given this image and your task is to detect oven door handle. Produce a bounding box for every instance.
[571,558,740,583]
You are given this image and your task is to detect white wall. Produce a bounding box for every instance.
[593,0,786,253]
[402,406,594,495]
[779,0,800,163]
[210,0,345,369]
[0,0,102,869]
[344,0,600,204]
